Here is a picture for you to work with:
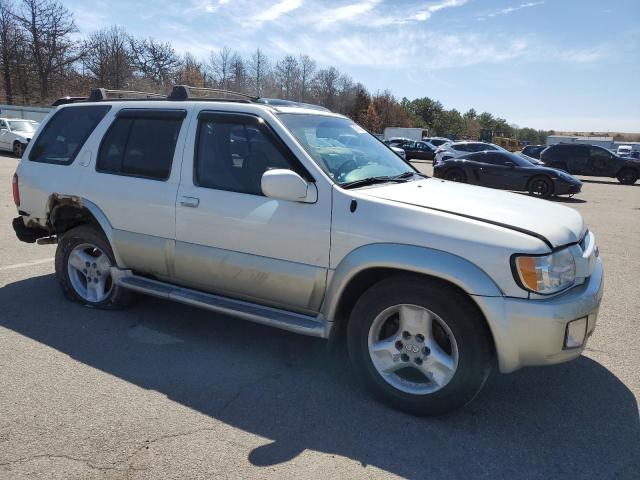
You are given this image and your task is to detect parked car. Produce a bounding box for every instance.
[0,118,39,157]
[390,145,406,159]
[433,151,582,197]
[540,143,640,185]
[385,137,413,146]
[12,86,603,416]
[616,145,632,157]
[397,140,436,161]
[423,136,452,147]
[521,145,546,159]
[434,141,501,165]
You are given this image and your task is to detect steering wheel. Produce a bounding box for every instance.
[334,159,358,181]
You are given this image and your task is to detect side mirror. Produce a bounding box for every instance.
[261,169,317,203]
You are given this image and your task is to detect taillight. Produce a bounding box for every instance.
[12,173,20,206]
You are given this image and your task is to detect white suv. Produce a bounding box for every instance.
[12,86,604,416]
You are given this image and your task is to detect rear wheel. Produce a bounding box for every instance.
[444,168,466,183]
[55,225,133,309]
[617,168,638,185]
[13,141,24,158]
[528,175,554,198]
[347,276,493,416]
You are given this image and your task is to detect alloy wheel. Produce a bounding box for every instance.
[67,243,113,303]
[367,304,459,395]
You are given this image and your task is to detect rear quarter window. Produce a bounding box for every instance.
[29,105,111,165]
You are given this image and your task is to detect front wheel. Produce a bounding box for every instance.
[55,225,133,309]
[617,168,638,185]
[347,276,493,416]
[528,175,554,198]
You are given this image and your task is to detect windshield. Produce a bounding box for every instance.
[8,120,36,133]
[278,113,414,185]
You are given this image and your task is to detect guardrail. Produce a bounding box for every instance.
[0,104,52,122]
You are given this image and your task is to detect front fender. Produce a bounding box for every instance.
[321,243,503,321]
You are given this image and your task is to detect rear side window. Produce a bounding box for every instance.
[97,110,185,181]
[29,105,111,165]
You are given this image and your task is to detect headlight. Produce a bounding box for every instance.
[513,248,576,294]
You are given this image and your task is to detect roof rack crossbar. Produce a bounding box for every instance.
[169,85,258,102]
[88,88,165,101]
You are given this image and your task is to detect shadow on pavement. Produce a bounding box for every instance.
[1,274,639,478]
[580,178,638,187]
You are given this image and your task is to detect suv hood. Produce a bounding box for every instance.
[360,178,585,248]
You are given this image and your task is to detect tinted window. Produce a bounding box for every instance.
[97,114,183,180]
[0,120,7,129]
[453,144,469,152]
[590,146,612,166]
[196,115,297,195]
[29,106,110,165]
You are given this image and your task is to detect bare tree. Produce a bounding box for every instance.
[274,55,299,99]
[313,66,339,110]
[0,0,17,102]
[248,48,269,96]
[229,53,247,93]
[208,46,232,91]
[130,37,180,87]
[16,0,82,100]
[83,26,132,89]
[298,54,315,101]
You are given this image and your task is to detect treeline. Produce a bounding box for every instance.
[0,0,550,142]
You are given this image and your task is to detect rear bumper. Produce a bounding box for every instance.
[474,257,604,373]
[12,216,49,243]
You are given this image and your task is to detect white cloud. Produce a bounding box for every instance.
[482,1,544,19]
[413,0,468,21]
[254,0,303,23]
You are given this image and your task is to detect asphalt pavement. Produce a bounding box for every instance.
[1,153,638,479]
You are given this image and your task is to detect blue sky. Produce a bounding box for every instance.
[66,0,640,132]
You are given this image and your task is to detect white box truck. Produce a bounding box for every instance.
[384,127,426,141]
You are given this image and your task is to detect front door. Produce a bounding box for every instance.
[588,146,616,176]
[174,111,331,314]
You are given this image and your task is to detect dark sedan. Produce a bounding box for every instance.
[432,151,582,197]
[398,140,436,161]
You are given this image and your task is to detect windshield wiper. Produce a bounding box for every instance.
[341,173,414,189]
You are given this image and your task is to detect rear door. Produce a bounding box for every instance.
[87,108,189,278]
[174,110,331,314]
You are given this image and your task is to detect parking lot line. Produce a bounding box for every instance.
[0,257,54,271]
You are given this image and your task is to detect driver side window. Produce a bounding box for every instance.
[590,147,611,168]
[195,114,300,196]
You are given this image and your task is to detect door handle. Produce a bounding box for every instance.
[179,196,200,208]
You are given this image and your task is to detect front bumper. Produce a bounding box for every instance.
[474,257,604,373]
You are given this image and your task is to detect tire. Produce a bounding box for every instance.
[528,175,554,198]
[55,224,133,309]
[13,141,24,158]
[444,168,466,183]
[617,168,638,185]
[347,275,493,416]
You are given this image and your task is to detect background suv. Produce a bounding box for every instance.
[0,118,39,157]
[540,143,639,185]
[434,141,502,165]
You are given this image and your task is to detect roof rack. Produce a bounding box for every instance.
[255,98,330,112]
[51,85,333,112]
[88,88,165,101]
[169,85,258,102]
[51,96,87,106]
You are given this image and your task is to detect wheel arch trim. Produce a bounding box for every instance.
[321,243,503,322]
[47,194,122,266]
